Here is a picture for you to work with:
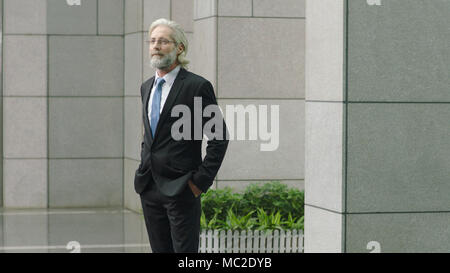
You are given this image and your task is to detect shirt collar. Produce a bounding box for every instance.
[154,65,181,87]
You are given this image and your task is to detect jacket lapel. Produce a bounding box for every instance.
[152,68,187,141]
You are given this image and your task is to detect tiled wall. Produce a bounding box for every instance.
[305,0,450,252]
[2,0,124,208]
[345,0,450,252]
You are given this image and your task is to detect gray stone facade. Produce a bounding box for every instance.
[305,0,450,252]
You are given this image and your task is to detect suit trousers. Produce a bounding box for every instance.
[140,182,201,253]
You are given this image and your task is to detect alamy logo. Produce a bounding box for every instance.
[66,0,81,6]
[170,97,280,152]
[66,241,81,253]
[367,241,381,253]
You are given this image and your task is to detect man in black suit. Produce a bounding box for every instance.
[134,18,229,253]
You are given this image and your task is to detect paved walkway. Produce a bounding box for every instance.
[0,208,151,253]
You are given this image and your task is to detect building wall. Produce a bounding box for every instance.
[2,0,124,208]
[3,0,49,208]
[305,0,450,252]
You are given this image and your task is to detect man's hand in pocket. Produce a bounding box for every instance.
[188,180,202,198]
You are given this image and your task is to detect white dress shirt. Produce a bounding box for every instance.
[147,65,181,128]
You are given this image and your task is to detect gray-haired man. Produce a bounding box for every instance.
[134,18,229,253]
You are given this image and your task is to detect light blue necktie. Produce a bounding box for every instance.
[150,78,165,138]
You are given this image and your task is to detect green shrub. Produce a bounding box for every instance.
[255,208,283,231]
[240,181,304,219]
[221,209,257,231]
[201,187,242,222]
[200,181,304,231]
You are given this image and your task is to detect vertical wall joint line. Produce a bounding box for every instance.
[343,0,349,253]
[0,0,4,207]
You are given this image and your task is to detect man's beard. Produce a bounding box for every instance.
[150,48,178,70]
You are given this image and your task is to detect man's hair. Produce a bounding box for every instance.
[149,18,190,69]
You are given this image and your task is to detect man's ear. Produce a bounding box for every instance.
[177,43,185,55]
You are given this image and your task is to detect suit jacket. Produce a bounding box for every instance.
[134,68,229,197]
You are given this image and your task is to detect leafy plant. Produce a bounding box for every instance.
[200,210,222,230]
[200,181,304,231]
[201,188,242,222]
[221,208,256,231]
[239,182,304,219]
[282,213,304,230]
[255,208,283,231]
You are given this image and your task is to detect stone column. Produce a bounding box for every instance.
[305,0,450,252]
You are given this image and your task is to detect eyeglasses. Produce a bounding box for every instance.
[146,39,176,46]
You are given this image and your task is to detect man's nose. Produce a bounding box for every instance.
[149,41,160,50]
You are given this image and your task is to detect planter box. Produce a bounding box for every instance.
[199,229,304,253]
